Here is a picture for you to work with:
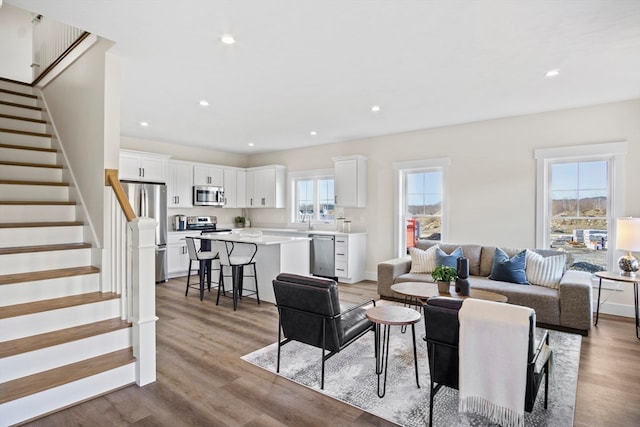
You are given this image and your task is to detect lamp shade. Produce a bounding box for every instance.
[616,217,640,252]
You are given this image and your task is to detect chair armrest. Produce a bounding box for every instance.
[377,256,412,298]
[337,299,376,319]
[558,270,593,332]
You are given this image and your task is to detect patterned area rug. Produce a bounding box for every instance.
[242,318,581,426]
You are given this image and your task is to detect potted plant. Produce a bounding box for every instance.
[432,266,457,293]
[234,216,246,228]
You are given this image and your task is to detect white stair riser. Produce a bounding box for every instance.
[0,299,121,341]
[0,273,99,307]
[0,103,41,120]
[0,131,50,148]
[0,225,82,246]
[0,147,56,165]
[0,204,74,223]
[0,164,62,182]
[0,116,46,133]
[0,92,38,108]
[0,248,91,275]
[0,82,34,96]
[0,329,131,382]
[0,363,135,426]
[0,184,69,201]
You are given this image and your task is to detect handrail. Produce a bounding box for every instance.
[105,169,136,221]
[32,31,91,86]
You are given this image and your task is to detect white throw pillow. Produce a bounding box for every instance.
[525,250,566,289]
[409,245,438,274]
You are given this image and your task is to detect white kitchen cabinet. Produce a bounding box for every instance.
[246,165,286,208]
[167,161,193,208]
[193,165,223,186]
[334,233,366,283]
[223,168,248,208]
[119,150,169,183]
[333,155,367,208]
[167,232,202,278]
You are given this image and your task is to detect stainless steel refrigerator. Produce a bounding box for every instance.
[121,181,168,282]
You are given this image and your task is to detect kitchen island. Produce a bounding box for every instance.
[199,232,311,304]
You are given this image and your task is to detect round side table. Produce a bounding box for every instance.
[365,305,421,397]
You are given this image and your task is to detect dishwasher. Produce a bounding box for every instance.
[309,234,336,280]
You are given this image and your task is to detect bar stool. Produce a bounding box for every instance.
[215,240,259,311]
[184,237,221,301]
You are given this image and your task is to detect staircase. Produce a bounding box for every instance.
[0,79,136,426]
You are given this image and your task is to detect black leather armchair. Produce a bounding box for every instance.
[272,273,375,389]
[424,297,552,426]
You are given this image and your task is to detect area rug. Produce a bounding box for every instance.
[241,319,581,426]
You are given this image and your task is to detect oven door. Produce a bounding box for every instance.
[193,186,225,206]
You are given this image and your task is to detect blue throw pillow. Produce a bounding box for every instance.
[490,247,528,284]
[435,247,463,268]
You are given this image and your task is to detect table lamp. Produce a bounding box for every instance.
[616,217,640,277]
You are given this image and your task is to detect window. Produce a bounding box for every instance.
[290,169,335,223]
[393,158,450,257]
[535,142,627,272]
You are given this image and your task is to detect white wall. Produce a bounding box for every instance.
[0,3,32,82]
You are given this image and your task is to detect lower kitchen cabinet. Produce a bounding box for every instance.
[167,232,202,278]
[334,234,366,283]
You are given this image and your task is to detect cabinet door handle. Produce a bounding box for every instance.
[336,253,345,256]
[337,268,345,272]
[261,197,265,205]
[141,168,145,177]
[176,196,179,204]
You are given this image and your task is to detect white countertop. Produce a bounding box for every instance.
[199,232,310,246]
[253,227,367,237]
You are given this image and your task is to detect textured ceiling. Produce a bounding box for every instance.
[7,0,640,154]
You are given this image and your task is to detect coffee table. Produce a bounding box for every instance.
[365,305,421,398]
[391,281,508,307]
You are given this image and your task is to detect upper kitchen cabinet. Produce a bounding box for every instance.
[222,168,247,208]
[119,149,169,183]
[246,165,286,208]
[333,155,367,207]
[167,160,193,208]
[193,164,223,186]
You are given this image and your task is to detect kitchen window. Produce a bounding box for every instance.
[289,169,335,224]
[535,142,627,272]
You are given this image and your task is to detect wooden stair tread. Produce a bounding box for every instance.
[0,100,42,111]
[0,143,56,153]
[0,291,117,319]
[0,88,37,99]
[0,113,46,124]
[0,266,99,286]
[0,221,83,229]
[0,242,91,256]
[0,160,62,169]
[0,348,135,404]
[0,179,69,186]
[0,201,75,205]
[0,128,51,138]
[0,318,131,358]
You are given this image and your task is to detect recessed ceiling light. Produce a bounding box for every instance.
[371,105,381,112]
[310,130,317,136]
[248,142,254,147]
[545,69,560,77]
[199,100,209,107]
[220,34,236,44]
[140,121,149,127]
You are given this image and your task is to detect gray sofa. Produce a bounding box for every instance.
[377,240,593,335]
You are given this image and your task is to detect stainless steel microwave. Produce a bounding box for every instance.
[193,186,225,206]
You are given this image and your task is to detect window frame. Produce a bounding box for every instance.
[393,158,450,258]
[535,141,627,270]
[288,168,336,225]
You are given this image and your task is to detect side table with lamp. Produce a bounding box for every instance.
[594,217,640,339]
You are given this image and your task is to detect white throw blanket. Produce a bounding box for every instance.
[458,299,534,427]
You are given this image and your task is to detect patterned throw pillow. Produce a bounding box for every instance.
[489,247,528,284]
[435,246,463,268]
[525,250,566,289]
[409,245,438,273]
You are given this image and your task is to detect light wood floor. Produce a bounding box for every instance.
[21,278,640,426]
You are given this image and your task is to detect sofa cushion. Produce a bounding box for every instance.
[436,246,463,268]
[409,245,438,273]
[417,241,483,276]
[489,248,528,284]
[525,250,566,289]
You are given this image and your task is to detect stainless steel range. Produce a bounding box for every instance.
[186,216,232,251]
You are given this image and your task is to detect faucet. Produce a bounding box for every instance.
[302,212,313,230]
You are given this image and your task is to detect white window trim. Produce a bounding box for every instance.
[534,141,627,269]
[287,168,334,225]
[393,158,450,257]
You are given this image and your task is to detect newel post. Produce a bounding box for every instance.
[129,217,158,386]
